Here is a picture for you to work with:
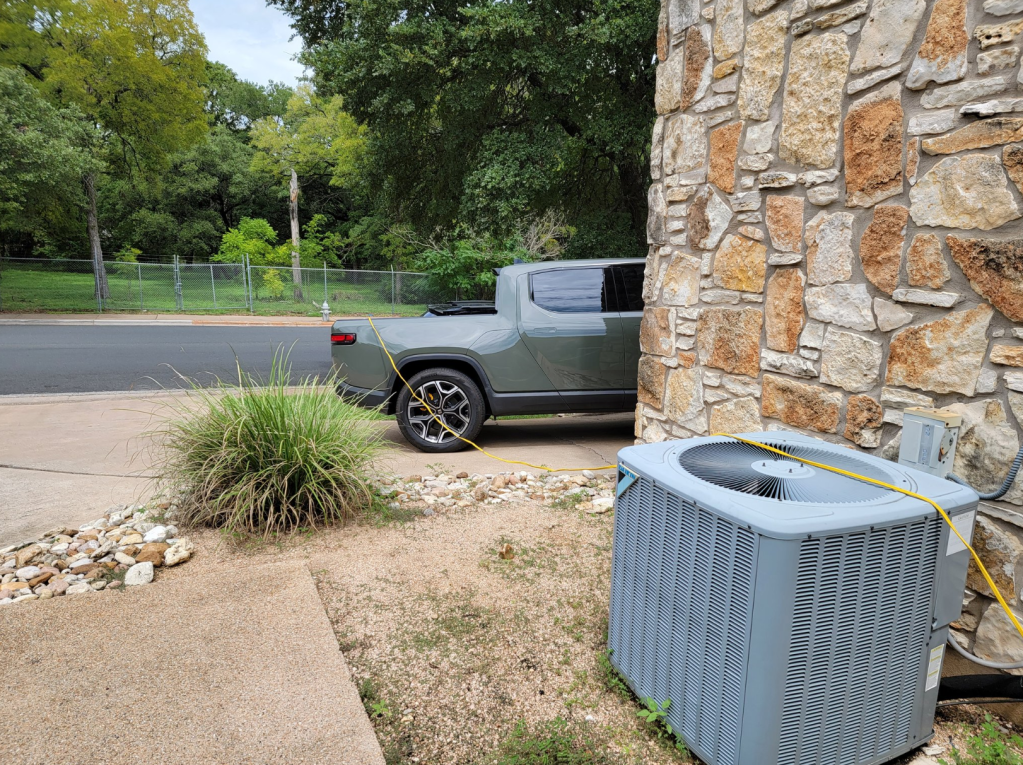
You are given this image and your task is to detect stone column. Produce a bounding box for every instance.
[642,0,1023,662]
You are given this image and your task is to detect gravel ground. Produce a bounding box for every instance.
[0,558,384,765]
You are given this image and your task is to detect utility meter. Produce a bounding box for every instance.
[898,407,962,478]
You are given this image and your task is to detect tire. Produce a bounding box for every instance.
[395,367,486,453]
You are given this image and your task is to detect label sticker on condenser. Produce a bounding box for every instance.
[925,644,944,691]
[946,510,976,556]
[616,465,638,498]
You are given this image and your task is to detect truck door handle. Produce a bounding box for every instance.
[532,326,557,335]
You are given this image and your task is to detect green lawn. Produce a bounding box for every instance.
[0,263,434,316]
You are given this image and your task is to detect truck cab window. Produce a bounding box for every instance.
[530,268,613,313]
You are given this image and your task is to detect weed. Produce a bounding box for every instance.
[597,650,631,700]
[490,718,612,764]
[637,699,686,754]
[551,490,588,511]
[941,715,1023,765]
[359,678,393,720]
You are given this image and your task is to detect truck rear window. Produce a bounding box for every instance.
[530,268,613,313]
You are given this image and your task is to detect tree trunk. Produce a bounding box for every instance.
[84,172,109,302]
[289,167,303,301]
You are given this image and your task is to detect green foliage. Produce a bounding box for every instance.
[151,350,385,538]
[491,718,612,765]
[637,698,685,752]
[941,716,1023,765]
[299,213,345,266]
[113,246,140,263]
[413,239,520,301]
[596,649,631,700]
[215,217,292,266]
[0,67,96,230]
[261,268,287,300]
[283,0,657,249]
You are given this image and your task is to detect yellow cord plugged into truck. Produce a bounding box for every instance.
[366,315,1023,643]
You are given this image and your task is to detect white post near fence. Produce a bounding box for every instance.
[209,262,217,309]
[391,265,396,315]
[323,260,328,305]
[246,255,254,314]
[137,262,144,312]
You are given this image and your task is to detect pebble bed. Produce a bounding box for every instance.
[0,504,193,606]
[374,469,617,515]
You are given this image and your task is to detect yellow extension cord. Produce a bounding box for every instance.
[365,316,1023,643]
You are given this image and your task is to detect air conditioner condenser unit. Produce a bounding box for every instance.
[609,432,977,765]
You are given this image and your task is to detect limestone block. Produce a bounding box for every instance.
[850,0,925,74]
[949,398,1023,505]
[874,298,914,332]
[689,186,733,250]
[847,64,904,95]
[922,118,1023,155]
[681,25,713,111]
[712,234,767,292]
[921,76,1009,108]
[637,356,667,406]
[744,120,776,154]
[765,196,803,253]
[647,184,666,244]
[907,233,951,288]
[640,307,674,357]
[737,11,788,120]
[858,205,908,295]
[976,602,1023,674]
[991,346,1023,367]
[710,396,762,434]
[697,307,763,377]
[655,49,685,114]
[908,110,956,135]
[805,211,854,285]
[947,236,1023,322]
[844,394,884,447]
[977,46,1020,75]
[663,114,707,176]
[1005,145,1023,196]
[800,320,826,349]
[779,33,849,169]
[880,387,935,409]
[660,253,702,306]
[819,328,883,393]
[891,289,960,307]
[984,0,1023,14]
[761,374,841,433]
[975,19,1023,50]
[665,366,706,432]
[761,349,818,377]
[709,121,743,193]
[805,283,876,331]
[909,155,1020,230]
[960,99,1023,117]
[905,0,968,89]
[650,117,665,181]
[714,0,745,60]
[843,83,905,208]
[765,268,806,353]
[885,304,993,395]
[807,185,840,206]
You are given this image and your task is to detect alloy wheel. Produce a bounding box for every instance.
[406,380,472,444]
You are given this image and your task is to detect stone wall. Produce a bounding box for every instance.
[642,0,1023,660]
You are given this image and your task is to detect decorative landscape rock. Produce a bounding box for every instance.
[805,284,876,331]
[885,303,993,395]
[736,11,788,120]
[907,233,951,288]
[922,118,1023,155]
[819,328,883,393]
[843,83,904,207]
[805,211,854,285]
[712,234,766,292]
[761,374,841,433]
[779,33,849,169]
[765,268,805,353]
[696,307,763,377]
[850,0,925,74]
[858,205,908,295]
[947,236,1023,322]
[905,0,968,89]
[909,154,1020,231]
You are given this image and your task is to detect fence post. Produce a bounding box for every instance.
[209,262,217,309]
[323,260,328,305]
[246,255,254,314]
[137,262,144,312]
[391,265,396,315]
[97,258,104,313]
[174,255,184,311]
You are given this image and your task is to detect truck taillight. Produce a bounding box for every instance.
[331,333,357,345]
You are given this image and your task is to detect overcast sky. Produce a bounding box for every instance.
[189,0,306,87]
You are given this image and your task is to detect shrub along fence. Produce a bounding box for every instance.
[0,257,444,316]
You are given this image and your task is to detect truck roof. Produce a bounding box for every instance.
[495,257,646,277]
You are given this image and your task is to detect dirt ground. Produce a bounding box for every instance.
[170,495,1021,765]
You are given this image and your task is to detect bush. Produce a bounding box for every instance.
[151,351,384,537]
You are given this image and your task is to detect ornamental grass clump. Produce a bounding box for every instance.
[153,353,383,538]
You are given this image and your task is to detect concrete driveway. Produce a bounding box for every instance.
[0,391,635,546]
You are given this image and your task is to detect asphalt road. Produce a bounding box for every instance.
[0,325,332,394]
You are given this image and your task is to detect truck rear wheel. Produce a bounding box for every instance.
[395,368,486,453]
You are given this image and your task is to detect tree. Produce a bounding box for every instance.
[249,84,367,297]
[0,67,96,232]
[270,0,657,252]
[1,0,208,298]
[203,61,292,133]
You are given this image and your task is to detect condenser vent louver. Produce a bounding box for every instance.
[609,432,979,765]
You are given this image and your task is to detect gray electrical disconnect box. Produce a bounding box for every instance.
[899,407,962,478]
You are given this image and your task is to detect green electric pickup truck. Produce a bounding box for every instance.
[330,258,646,452]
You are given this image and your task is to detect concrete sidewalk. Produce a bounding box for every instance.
[0,559,385,765]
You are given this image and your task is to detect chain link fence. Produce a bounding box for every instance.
[0,257,446,316]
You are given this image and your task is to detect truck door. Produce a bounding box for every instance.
[517,267,625,403]
[613,263,646,399]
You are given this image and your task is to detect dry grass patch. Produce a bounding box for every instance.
[309,501,690,765]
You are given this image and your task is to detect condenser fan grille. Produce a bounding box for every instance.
[676,440,898,504]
